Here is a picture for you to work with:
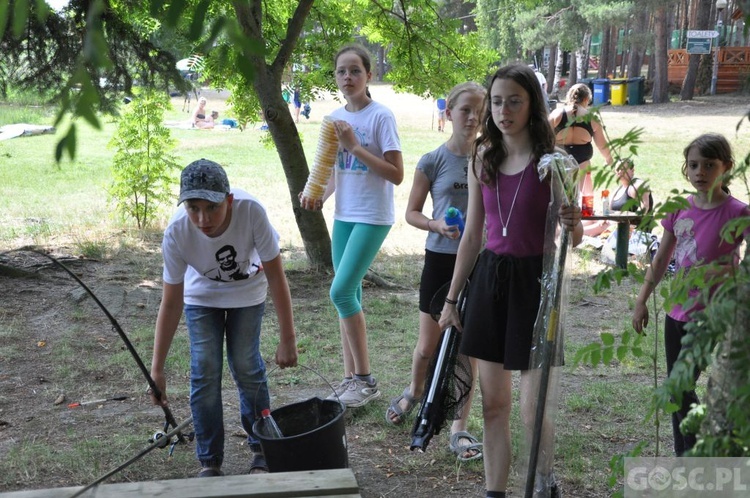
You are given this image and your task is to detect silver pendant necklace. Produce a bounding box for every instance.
[496,157,530,237]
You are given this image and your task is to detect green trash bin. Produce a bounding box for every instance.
[627,77,645,105]
[610,79,627,106]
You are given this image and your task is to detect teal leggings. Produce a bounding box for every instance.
[331,220,391,318]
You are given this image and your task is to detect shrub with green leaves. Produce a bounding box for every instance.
[108,91,180,229]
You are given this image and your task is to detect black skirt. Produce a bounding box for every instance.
[460,250,543,370]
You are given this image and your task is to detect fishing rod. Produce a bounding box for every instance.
[5,247,185,439]
[69,416,193,498]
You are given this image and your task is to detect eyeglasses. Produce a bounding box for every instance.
[335,68,364,77]
[491,98,525,112]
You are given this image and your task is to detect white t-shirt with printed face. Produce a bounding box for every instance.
[161,189,280,308]
[329,100,401,225]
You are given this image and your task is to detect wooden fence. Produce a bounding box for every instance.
[668,47,750,94]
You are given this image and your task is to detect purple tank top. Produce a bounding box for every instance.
[481,160,550,257]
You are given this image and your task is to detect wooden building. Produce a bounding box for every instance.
[668,47,750,93]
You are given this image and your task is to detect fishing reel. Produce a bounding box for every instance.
[149,421,195,456]
[149,430,170,448]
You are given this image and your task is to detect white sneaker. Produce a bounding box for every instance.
[326,378,353,401]
[337,378,381,407]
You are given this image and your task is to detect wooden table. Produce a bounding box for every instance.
[584,213,642,269]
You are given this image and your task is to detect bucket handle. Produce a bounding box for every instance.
[257,363,344,418]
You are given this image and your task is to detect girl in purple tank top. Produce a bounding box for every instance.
[438,64,583,498]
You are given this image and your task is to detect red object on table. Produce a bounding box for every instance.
[581,195,594,217]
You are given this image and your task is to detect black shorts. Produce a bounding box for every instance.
[419,250,457,314]
[564,142,593,164]
[459,250,543,370]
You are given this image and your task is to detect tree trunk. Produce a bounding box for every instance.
[546,46,556,95]
[599,26,611,78]
[627,10,649,78]
[233,0,333,270]
[377,45,386,81]
[699,259,750,453]
[620,21,629,78]
[256,71,333,268]
[553,43,564,98]
[568,55,578,88]
[578,32,592,80]
[652,7,670,103]
[647,12,656,83]
[680,0,712,100]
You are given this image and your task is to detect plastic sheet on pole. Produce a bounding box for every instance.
[522,152,579,497]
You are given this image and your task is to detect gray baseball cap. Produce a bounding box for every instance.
[178,159,230,205]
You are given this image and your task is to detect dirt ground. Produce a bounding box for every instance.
[1,94,748,497]
[0,245,625,498]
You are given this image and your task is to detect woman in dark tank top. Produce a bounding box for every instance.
[548,84,613,191]
[611,159,653,214]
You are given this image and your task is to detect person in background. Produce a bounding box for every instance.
[198,110,219,130]
[439,64,582,498]
[531,65,549,112]
[293,87,302,123]
[149,159,298,478]
[192,97,211,128]
[610,158,652,214]
[548,83,612,191]
[633,133,749,456]
[386,82,486,462]
[436,97,447,132]
[299,44,403,408]
[583,158,654,237]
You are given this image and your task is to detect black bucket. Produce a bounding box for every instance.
[253,396,348,472]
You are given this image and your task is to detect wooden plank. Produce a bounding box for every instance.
[0,469,361,498]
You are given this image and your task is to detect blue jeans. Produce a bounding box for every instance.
[184,303,269,468]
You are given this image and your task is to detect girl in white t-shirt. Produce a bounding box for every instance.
[299,44,403,408]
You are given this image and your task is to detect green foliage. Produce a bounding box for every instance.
[573,327,645,367]
[361,0,496,97]
[476,0,520,63]
[607,441,646,498]
[108,91,179,229]
[660,258,750,457]
[591,264,631,293]
[581,106,750,472]
[74,239,109,260]
[679,402,704,438]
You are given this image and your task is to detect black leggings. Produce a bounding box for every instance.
[664,315,700,456]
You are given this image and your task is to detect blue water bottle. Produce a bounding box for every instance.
[444,207,465,236]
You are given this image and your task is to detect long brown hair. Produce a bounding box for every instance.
[472,64,556,184]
